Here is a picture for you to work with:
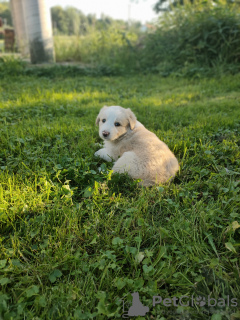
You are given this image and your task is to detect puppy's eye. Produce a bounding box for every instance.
[115,122,121,127]
[102,119,106,123]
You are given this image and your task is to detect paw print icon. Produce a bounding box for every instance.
[195,296,206,307]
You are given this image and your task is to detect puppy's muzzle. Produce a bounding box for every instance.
[102,130,110,138]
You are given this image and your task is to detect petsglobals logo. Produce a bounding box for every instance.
[152,295,238,308]
[122,292,238,318]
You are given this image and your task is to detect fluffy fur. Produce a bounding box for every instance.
[94,106,179,186]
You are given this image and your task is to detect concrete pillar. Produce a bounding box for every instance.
[23,0,55,63]
[10,0,29,56]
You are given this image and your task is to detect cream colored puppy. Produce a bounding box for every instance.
[95,106,179,186]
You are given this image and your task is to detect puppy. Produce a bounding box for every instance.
[95,106,179,186]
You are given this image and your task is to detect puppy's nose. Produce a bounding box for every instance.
[102,131,110,138]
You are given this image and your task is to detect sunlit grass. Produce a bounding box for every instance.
[0,72,240,319]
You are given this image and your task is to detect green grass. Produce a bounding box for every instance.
[0,71,240,320]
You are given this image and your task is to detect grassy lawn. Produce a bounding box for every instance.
[0,72,240,319]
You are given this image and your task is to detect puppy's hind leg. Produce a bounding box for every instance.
[112,151,140,178]
[113,152,156,186]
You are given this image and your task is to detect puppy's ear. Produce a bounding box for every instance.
[95,106,108,126]
[95,115,100,126]
[127,108,137,130]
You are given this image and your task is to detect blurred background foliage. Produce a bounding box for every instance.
[0,0,240,76]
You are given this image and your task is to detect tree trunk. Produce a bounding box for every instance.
[10,0,55,63]
[10,0,29,56]
[23,0,55,63]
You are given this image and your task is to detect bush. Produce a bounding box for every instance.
[140,0,240,75]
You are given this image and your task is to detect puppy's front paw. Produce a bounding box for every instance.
[94,149,113,162]
[94,150,102,158]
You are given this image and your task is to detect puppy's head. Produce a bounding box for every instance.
[96,106,137,141]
